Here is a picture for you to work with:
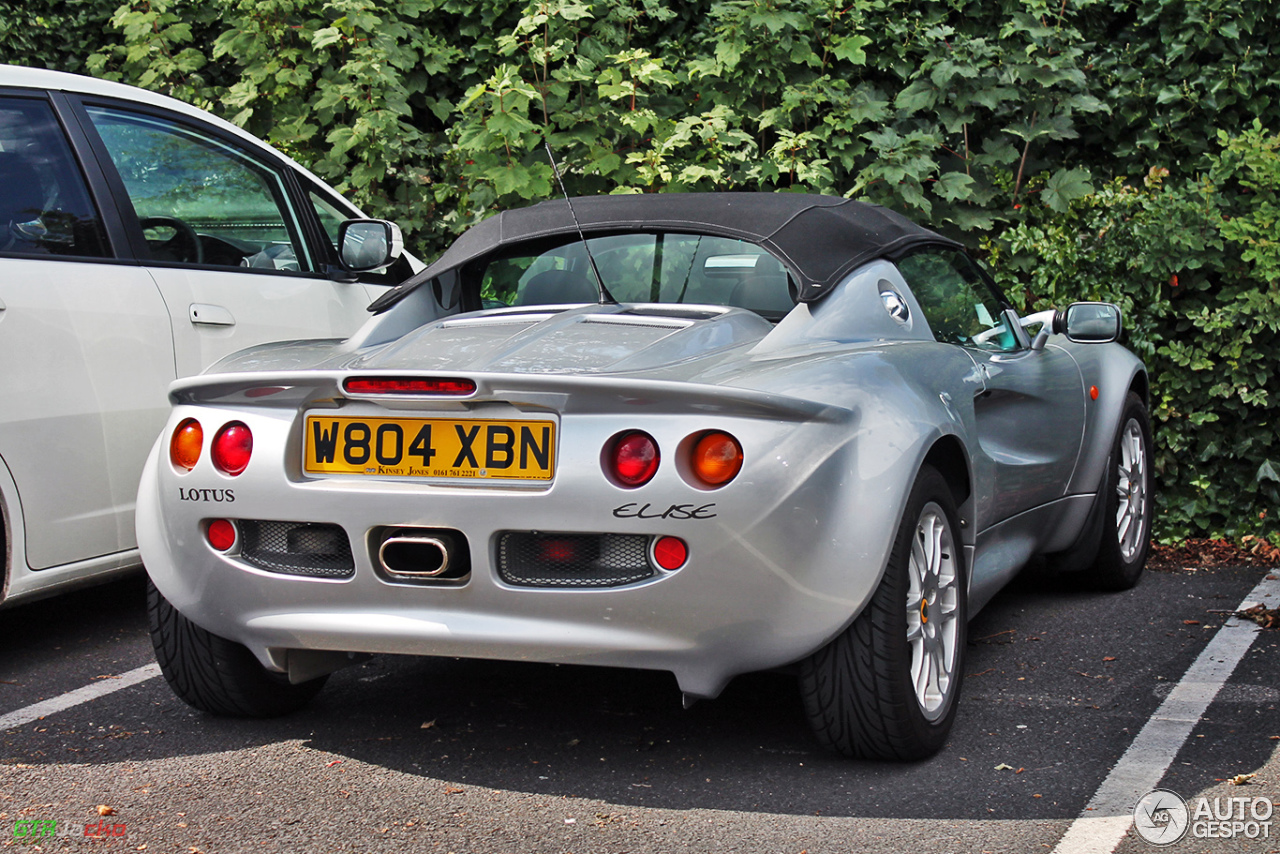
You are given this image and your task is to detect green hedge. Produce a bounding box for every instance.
[4,0,1278,542]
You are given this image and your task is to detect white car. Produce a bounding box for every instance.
[0,66,415,607]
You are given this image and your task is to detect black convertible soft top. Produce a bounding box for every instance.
[369,192,961,312]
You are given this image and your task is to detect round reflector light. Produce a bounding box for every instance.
[653,536,688,570]
[207,519,237,551]
[170,418,203,471]
[212,422,253,476]
[691,431,743,486]
[609,431,659,487]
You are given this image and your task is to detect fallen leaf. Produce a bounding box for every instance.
[995,763,1014,771]
[325,759,343,768]
[1237,605,1280,629]
[1103,656,1116,662]
[1016,767,1025,774]
[420,720,436,730]
[564,818,576,824]
[96,805,116,816]
[565,738,580,747]
[445,786,464,795]
[1231,773,1257,786]
[1033,794,1042,798]
[1183,620,1200,625]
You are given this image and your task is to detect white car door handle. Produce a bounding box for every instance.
[189,303,235,326]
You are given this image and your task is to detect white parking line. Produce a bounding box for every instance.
[0,662,160,732]
[1051,572,1280,854]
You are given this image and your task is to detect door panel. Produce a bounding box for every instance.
[0,95,174,570]
[79,102,374,375]
[0,259,173,569]
[896,248,1085,531]
[146,266,373,375]
[970,345,1086,524]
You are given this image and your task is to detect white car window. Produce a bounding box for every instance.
[0,98,109,258]
[84,105,312,272]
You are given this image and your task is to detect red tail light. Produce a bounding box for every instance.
[608,431,659,487]
[539,538,578,563]
[207,519,237,551]
[170,418,203,471]
[344,377,477,396]
[211,422,253,476]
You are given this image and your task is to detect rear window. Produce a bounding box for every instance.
[478,232,797,321]
[0,97,109,258]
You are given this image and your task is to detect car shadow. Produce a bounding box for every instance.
[5,563,1275,821]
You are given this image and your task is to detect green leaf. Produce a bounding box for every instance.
[1039,167,1094,213]
[895,79,937,113]
[312,27,343,50]
[831,34,871,66]
[934,171,976,202]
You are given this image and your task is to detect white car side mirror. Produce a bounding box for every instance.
[339,219,403,273]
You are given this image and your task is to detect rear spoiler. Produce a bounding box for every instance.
[168,370,846,424]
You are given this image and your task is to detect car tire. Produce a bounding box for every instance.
[1084,392,1153,591]
[798,465,967,760]
[147,577,326,717]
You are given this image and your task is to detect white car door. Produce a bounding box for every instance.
[76,101,377,377]
[0,94,174,571]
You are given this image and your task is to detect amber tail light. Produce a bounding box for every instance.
[170,418,203,471]
[690,431,743,486]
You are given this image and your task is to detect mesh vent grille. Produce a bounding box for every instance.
[239,520,354,579]
[497,532,653,588]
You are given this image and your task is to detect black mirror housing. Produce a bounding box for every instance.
[1055,301,1121,343]
[338,219,404,273]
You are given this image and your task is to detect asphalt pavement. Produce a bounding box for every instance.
[2,561,1277,853]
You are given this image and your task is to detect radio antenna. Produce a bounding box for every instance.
[543,139,615,305]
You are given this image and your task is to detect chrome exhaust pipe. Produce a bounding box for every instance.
[378,535,451,578]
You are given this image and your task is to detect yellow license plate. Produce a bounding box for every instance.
[304,415,555,480]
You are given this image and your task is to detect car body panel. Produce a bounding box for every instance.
[0,257,175,569]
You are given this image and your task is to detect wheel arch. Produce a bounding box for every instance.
[1129,369,1150,408]
[921,433,974,548]
[0,452,16,606]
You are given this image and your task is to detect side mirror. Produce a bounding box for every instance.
[1055,301,1122,343]
[338,219,403,273]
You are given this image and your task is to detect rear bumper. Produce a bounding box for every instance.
[137,402,903,699]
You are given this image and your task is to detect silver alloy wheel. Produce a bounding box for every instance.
[904,502,960,721]
[1115,419,1148,562]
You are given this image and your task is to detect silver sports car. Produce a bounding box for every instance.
[136,193,1152,760]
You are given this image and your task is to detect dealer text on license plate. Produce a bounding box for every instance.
[304,416,555,480]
